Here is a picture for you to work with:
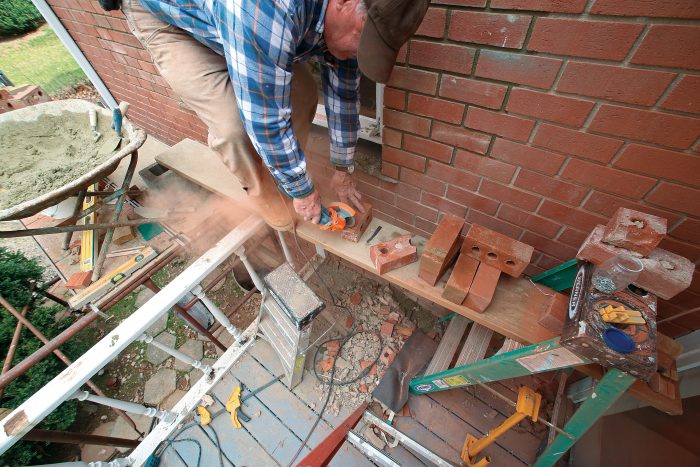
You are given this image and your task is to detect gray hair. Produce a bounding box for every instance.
[356,0,367,18]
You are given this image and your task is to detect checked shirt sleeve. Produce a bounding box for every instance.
[321,58,361,167]
[213,1,313,198]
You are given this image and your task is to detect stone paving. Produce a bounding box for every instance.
[144,368,177,405]
[145,332,177,366]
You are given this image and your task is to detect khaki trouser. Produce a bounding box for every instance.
[122,0,319,231]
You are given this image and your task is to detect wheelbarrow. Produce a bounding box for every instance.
[0,99,150,280]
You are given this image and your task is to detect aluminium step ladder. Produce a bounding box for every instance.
[258,262,325,389]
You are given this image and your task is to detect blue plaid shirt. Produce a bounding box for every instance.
[140,0,361,198]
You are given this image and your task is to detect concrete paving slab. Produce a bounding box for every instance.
[145,332,176,365]
[110,414,153,452]
[80,421,116,462]
[174,339,203,371]
[144,368,176,405]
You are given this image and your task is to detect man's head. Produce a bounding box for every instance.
[324,0,367,61]
[325,0,430,83]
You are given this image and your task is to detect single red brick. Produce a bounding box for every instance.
[448,11,531,48]
[407,94,465,125]
[538,200,608,233]
[416,7,447,38]
[465,107,535,142]
[561,159,656,199]
[464,263,502,313]
[370,234,418,275]
[538,292,569,333]
[409,40,475,74]
[422,192,469,218]
[602,208,668,257]
[590,0,700,18]
[479,179,541,212]
[475,50,562,89]
[631,24,700,70]
[578,225,694,299]
[65,271,93,289]
[382,146,427,172]
[507,88,595,127]
[426,162,477,190]
[396,195,439,223]
[589,104,700,150]
[442,254,480,304]
[382,129,402,150]
[350,292,362,306]
[380,320,395,337]
[583,191,681,224]
[491,0,587,12]
[497,204,561,238]
[447,186,500,215]
[661,75,700,113]
[419,213,466,285]
[529,18,643,60]
[532,123,623,164]
[491,138,565,175]
[403,134,453,164]
[646,183,700,218]
[454,150,515,183]
[614,144,700,187]
[439,75,507,110]
[463,224,535,277]
[557,62,675,106]
[467,207,524,240]
[431,122,491,154]
[558,227,589,249]
[514,169,588,206]
[522,231,578,262]
[383,109,431,137]
[387,67,439,95]
[670,218,700,244]
[383,87,406,110]
[341,202,374,243]
[400,168,446,196]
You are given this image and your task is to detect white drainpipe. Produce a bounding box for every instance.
[31,0,118,110]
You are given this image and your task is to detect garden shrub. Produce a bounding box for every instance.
[0,0,45,37]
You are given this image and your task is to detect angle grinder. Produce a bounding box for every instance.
[319,202,356,231]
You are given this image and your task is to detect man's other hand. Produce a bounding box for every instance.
[293,190,323,224]
[331,171,365,213]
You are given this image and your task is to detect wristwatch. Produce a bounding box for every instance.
[334,164,355,174]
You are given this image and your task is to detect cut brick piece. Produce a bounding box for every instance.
[65,271,93,289]
[370,234,417,275]
[380,320,395,337]
[419,214,465,285]
[577,225,693,299]
[442,254,480,304]
[602,208,667,257]
[341,203,373,243]
[464,263,501,313]
[538,292,569,333]
[462,224,535,278]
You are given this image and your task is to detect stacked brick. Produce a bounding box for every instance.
[418,219,534,313]
[0,85,51,114]
[578,208,693,300]
[48,0,700,336]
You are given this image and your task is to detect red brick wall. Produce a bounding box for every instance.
[376,1,700,337]
[49,0,699,336]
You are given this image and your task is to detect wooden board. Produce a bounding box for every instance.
[297,217,556,344]
[155,138,249,203]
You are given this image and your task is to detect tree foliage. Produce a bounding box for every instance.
[0,248,86,465]
[0,0,46,37]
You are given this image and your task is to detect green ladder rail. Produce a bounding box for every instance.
[410,338,636,467]
[531,258,578,292]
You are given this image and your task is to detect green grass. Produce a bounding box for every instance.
[0,25,87,94]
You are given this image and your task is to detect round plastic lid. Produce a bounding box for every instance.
[603,328,635,354]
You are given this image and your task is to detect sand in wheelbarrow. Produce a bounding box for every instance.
[0,110,120,210]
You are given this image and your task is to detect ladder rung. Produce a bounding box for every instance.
[455,323,493,367]
[424,315,470,375]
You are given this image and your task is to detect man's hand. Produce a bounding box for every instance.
[293,190,323,224]
[330,171,366,213]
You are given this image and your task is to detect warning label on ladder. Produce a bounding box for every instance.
[516,347,584,373]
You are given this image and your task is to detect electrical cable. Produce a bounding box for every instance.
[286,223,383,466]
